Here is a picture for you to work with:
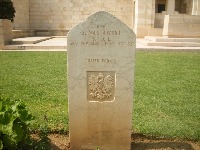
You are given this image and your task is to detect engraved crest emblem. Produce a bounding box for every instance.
[88,72,114,101]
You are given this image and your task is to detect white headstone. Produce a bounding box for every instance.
[67,11,135,150]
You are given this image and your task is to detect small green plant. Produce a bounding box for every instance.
[0,97,34,150]
[0,0,16,22]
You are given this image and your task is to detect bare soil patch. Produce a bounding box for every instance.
[34,133,200,150]
[132,133,200,150]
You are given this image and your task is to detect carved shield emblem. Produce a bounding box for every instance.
[87,72,115,102]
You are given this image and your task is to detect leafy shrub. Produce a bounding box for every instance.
[0,0,16,22]
[0,97,34,150]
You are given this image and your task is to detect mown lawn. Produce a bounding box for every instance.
[0,52,68,132]
[0,51,200,141]
[134,52,200,141]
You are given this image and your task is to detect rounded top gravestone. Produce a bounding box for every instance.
[67,11,135,150]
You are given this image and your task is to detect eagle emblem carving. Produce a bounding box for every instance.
[88,73,114,100]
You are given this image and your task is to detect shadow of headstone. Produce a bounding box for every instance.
[131,133,194,150]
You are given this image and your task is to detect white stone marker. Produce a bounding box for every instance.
[67,11,135,150]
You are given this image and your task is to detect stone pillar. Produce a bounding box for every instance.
[0,19,13,48]
[134,0,155,38]
[167,0,176,14]
[192,0,200,15]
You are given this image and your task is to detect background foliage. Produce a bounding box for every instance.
[0,0,16,22]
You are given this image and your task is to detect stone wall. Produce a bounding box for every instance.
[29,0,134,32]
[185,0,193,15]
[11,0,134,36]
[11,0,200,38]
[177,0,193,15]
[163,14,200,37]
[134,0,155,37]
[13,0,30,30]
[155,13,165,28]
[12,0,32,38]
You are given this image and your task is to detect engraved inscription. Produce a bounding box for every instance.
[69,27,134,47]
[97,25,106,28]
[86,58,116,63]
[87,71,115,102]
[70,40,134,46]
[82,30,121,36]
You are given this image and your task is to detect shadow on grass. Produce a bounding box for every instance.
[131,133,194,150]
[131,142,194,150]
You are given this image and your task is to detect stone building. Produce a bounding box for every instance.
[135,0,200,37]
[11,0,200,38]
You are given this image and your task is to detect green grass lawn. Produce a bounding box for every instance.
[0,52,68,132]
[0,51,200,141]
[134,52,200,141]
